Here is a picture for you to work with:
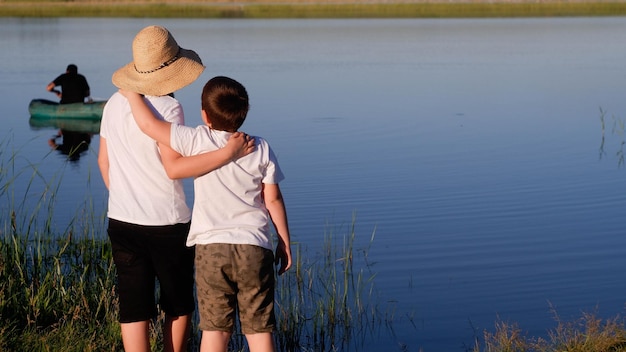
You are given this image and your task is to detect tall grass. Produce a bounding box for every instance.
[0,136,121,351]
[272,217,381,351]
[473,310,626,352]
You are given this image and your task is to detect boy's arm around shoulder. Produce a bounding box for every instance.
[263,183,292,275]
[120,89,172,147]
[119,89,255,179]
[160,133,255,179]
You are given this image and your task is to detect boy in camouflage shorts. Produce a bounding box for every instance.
[120,76,292,352]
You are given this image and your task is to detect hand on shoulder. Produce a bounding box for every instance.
[226,132,256,161]
[118,88,142,100]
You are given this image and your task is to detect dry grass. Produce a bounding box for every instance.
[1,0,428,3]
[474,311,626,352]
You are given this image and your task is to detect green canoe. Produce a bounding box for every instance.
[28,99,106,120]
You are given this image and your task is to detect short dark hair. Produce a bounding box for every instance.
[66,64,78,74]
[201,76,249,132]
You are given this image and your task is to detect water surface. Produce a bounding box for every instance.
[2,17,626,351]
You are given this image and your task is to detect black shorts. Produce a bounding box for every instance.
[108,218,195,323]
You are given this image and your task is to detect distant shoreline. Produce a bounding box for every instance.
[2,0,626,18]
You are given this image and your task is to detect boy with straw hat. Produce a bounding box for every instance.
[98,26,253,352]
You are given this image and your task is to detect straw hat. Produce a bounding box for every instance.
[112,25,205,96]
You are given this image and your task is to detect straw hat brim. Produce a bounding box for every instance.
[112,47,205,96]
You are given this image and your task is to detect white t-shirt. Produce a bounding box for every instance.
[100,92,191,226]
[170,125,284,249]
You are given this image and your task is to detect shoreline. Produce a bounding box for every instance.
[2,0,626,18]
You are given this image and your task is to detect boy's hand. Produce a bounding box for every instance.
[275,241,292,275]
[118,88,141,99]
[226,132,255,160]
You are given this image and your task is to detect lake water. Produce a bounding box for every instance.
[2,17,626,351]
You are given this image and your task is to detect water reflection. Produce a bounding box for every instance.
[598,108,625,167]
[47,129,92,162]
[29,118,98,162]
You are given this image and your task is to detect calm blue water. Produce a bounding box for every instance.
[2,17,626,351]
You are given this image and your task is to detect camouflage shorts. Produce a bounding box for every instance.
[195,243,276,334]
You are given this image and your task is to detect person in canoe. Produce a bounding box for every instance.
[47,64,92,104]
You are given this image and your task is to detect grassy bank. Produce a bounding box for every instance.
[4,230,626,352]
[2,1,626,18]
[0,216,384,351]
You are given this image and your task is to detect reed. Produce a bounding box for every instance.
[0,137,121,351]
[0,230,122,352]
[473,310,626,352]
[598,108,625,168]
[0,211,383,350]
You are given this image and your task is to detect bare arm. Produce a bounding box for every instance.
[263,183,292,275]
[47,82,61,98]
[121,89,254,179]
[158,133,253,179]
[123,90,173,147]
[97,108,227,181]
[97,136,110,189]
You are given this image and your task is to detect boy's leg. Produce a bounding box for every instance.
[150,222,195,352]
[121,320,151,352]
[195,244,237,352]
[108,219,156,352]
[200,330,231,352]
[163,313,191,352]
[235,245,276,351]
[245,332,276,352]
